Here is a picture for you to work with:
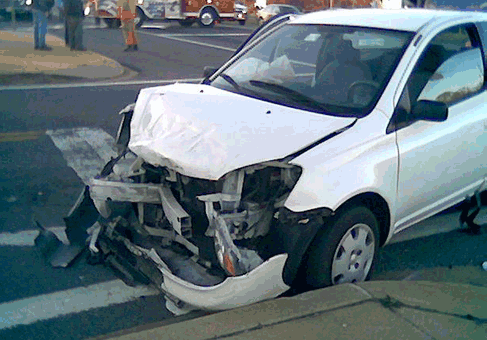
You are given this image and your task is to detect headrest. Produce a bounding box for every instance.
[336,39,360,62]
[418,44,446,73]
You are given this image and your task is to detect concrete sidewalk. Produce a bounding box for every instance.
[0,29,126,82]
[96,280,487,340]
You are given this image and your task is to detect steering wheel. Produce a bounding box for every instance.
[347,80,380,105]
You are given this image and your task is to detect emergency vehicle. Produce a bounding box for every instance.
[85,0,248,28]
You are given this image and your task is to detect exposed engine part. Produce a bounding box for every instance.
[221,170,245,211]
[88,221,102,254]
[89,178,192,237]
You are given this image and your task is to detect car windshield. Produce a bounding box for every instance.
[211,24,413,117]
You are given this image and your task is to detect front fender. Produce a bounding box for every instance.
[284,111,397,216]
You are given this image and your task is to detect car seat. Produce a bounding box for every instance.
[314,38,372,103]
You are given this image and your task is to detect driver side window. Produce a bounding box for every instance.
[398,25,484,115]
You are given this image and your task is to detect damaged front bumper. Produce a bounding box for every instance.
[37,169,291,314]
[159,254,289,313]
[90,176,291,312]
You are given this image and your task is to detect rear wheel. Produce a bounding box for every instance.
[304,206,379,288]
[198,7,217,28]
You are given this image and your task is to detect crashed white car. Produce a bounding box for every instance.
[45,9,487,313]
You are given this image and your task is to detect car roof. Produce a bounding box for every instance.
[291,8,487,32]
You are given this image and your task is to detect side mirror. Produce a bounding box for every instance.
[203,66,218,79]
[411,100,448,122]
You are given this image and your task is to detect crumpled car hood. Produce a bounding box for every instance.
[129,83,355,180]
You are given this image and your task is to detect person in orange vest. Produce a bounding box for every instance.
[117,0,138,52]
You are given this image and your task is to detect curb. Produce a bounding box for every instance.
[0,30,126,81]
[93,281,487,340]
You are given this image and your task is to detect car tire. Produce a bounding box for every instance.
[179,19,194,27]
[303,206,379,288]
[238,20,246,26]
[135,7,146,28]
[198,7,217,28]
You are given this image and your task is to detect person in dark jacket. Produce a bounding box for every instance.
[64,0,85,51]
[32,0,55,50]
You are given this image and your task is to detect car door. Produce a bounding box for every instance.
[392,23,487,231]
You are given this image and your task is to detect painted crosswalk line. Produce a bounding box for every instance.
[0,279,159,330]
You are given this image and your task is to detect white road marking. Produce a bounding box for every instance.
[141,30,237,52]
[46,127,118,184]
[0,227,68,246]
[0,279,159,330]
[0,127,118,247]
[0,127,159,330]
[0,77,202,92]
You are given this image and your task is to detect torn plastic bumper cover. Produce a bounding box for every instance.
[36,177,290,312]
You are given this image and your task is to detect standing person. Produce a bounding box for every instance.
[64,0,86,51]
[117,0,138,52]
[32,0,55,50]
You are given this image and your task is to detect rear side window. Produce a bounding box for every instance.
[475,21,487,66]
[401,24,484,108]
[419,48,484,104]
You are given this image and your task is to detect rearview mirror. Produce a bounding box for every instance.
[411,100,448,122]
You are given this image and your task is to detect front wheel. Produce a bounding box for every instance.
[304,206,379,288]
[198,8,217,28]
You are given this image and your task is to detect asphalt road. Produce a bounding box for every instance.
[0,18,486,340]
[51,18,251,81]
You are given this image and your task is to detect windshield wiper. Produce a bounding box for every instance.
[249,80,327,112]
[219,73,241,92]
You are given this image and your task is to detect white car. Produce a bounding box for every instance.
[56,8,487,314]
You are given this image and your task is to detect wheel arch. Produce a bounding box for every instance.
[199,5,220,19]
[334,191,391,247]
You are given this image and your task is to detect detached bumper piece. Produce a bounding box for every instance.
[34,187,99,268]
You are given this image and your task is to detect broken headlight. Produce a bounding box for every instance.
[198,163,302,276]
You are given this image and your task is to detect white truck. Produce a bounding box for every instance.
[86,0,247,28]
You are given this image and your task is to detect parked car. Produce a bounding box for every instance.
[256,4,301,24]
[45,8,487,315]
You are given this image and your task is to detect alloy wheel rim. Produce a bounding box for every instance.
[201,12,214,26]
[331,223,375,285]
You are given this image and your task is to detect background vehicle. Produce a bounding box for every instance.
[85,0,247,28]
[256,4,301,24]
